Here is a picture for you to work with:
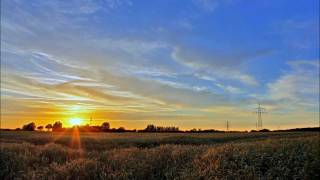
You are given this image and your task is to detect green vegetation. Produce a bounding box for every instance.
[1,131,319,179]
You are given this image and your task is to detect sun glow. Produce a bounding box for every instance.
[69,118,83,126]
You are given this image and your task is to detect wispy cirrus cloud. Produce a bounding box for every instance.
[267,60,319,109]
[1,0,319,129]
[171,45,271,86]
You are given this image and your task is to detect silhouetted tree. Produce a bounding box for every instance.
[37,126,44,131]
[52,121,63,132]
[45,124,53,131]
[101,122,110,131]
[118,127,126,132]
[145,124,156,132]
[190,128,197,132]
[22,122,36,131]
[143,124,179,132]
[259,129,270,132]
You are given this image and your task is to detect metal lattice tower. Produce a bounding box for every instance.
[255,103,266,130]
[226,120,229,131]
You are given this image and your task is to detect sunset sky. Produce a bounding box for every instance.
[1,0,319,130]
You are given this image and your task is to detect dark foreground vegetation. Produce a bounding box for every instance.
[0,131,319,179]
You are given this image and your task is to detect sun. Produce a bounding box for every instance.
[69,118,83,126]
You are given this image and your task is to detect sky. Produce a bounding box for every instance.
[1,0,319,130]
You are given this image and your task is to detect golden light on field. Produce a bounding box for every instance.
[69,118,83,126]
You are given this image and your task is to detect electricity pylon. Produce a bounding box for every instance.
[255,103,266,130]
[226,120,229,132]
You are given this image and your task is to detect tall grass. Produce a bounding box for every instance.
[0,132,319,179]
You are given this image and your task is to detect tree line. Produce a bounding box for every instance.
[18,122,182,133]
[137,124,180,132]
[14,122,319,133]
[21,121,62,132]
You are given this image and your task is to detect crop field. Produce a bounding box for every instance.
[0,131,319,179]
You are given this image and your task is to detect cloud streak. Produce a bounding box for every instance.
[1,0,319,129]
[267,60,319,111]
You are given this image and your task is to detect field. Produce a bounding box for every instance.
[1,131,319,179]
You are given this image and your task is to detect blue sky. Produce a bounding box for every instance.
[1,0,319,130]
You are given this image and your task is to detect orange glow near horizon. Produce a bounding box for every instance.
[62,104,92,127]
[1,100,319,131]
